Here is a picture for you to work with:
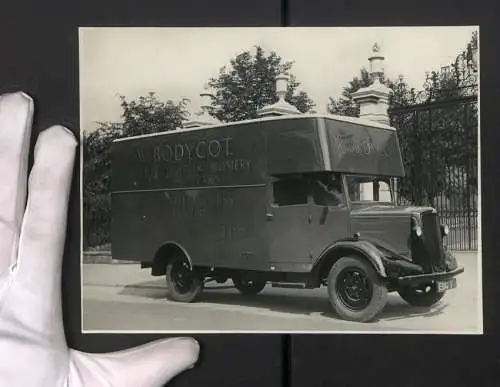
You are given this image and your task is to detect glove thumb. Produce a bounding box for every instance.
[69,337,200,387]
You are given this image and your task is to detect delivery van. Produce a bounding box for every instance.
[110,113,464,322]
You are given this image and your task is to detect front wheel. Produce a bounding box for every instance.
[397,283,445,307]
[327,256,388,322]
[165,255,203,302]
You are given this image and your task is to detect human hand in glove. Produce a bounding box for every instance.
[0,91,200,386]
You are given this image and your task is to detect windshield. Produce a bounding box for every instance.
[346,175,394,204]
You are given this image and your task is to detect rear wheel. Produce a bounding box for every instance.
[232,275,266,296]
[327,256,388,322]
[165,254,203,302]
[397,282,445,307]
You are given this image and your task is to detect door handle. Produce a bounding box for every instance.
[308,215,312,223]
[266,212,274,221]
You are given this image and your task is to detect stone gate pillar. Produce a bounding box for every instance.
[351,43,393,201]
[352,43,392,125]
[257,73,301,117]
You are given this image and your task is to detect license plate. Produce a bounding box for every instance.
[436,278,457,292]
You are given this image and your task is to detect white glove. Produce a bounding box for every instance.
[0,92,200,386]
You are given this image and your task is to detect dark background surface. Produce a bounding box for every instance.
[0,1,498,386]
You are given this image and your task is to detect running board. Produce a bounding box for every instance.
[271,282,307,289]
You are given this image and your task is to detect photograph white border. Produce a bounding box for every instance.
[78,26,482,335]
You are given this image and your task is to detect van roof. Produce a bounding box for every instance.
[112,113,395,143]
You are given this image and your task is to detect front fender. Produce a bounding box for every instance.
[316,240,388,277]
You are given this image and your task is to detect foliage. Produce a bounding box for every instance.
[391,32,478,207]
[82,93,189,247]
[327,68,371,117]
[82,123,120,248]
[120,92,190,135]
[206,46,315,122]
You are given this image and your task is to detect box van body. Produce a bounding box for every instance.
[110,114,463,322]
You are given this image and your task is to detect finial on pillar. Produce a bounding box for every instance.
[257,73,301,117]
[368,42,385,82]
[183,92,220,128]
[276,74,288,101]
[351,42,392,126]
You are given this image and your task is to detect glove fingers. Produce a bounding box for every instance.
[0,92,33,275]
[15,125,76,302]
[69,337,200,387]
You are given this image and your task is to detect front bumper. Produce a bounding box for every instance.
[397,266,465,286]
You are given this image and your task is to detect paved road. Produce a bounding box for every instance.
[82,252,481,333]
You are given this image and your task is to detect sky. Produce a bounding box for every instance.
[79,26,478,133]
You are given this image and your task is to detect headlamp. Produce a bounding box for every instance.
[411,216,423,238]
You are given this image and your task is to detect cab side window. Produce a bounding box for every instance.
[311,173,344,207]
[272,175,309,206]
[272,173,345,207]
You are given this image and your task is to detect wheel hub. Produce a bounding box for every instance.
[173,261,193,293]
[336,269,373,310]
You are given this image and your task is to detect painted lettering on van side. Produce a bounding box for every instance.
[132,136,253,186]
[135,137,234,163]
[163,190,236,218]
[215,224,248,241]
[141,159,252,185]
[162,190,247,241]
[333,134,376,156]
[331,132,395,159]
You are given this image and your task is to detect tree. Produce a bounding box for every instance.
[206,46,315,122]
[82,123,121,248]
[120,92,190,135]
[82,93,189,248]
[327,68,372,117]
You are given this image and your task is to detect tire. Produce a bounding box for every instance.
[397,282,445,307]
[232,276,266,296]
[165,254,203,302]
[327,256,388,323]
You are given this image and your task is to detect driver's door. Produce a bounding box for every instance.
[308,204,351,258]
[308,174,351,258]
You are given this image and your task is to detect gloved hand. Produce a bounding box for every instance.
[0,92,200,386]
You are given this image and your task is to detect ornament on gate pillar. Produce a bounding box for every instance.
[257,73,301,117]
[351,43,392,126]
[369,43,385,82]
[183,92,220,128]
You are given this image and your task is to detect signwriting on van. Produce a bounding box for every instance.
[132,136,254,186]
[325,123,399,173]
[142,137,234,162]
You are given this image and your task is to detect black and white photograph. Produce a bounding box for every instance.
[80,26,481,334]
